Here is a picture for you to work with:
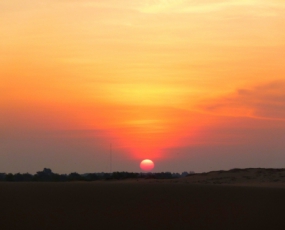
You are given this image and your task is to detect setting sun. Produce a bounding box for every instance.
[140,159,155,171]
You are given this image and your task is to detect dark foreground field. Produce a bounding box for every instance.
[1,181,285,230]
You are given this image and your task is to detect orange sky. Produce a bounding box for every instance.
[1,0,285,173]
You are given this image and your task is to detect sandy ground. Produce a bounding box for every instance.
[181,168,285,187]
[1,178,285,230]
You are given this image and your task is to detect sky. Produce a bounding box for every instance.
[1,0,285,174]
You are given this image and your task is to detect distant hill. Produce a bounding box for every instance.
[182,168,285,185]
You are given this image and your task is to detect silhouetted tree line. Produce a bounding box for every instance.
[0,168,194,182]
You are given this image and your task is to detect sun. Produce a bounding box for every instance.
[140,159,155,171]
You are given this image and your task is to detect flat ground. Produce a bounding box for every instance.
[1,178,285,230]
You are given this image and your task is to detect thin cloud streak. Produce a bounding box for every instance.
[199,81,285,121]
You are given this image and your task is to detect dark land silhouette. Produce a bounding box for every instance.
[0,168,192,182]
[1,168,285,230]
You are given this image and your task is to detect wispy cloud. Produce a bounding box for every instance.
[199,81,285,121]
[138,0,285,14]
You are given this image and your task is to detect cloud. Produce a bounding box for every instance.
[138,0,252,13]
[199,80,285,120]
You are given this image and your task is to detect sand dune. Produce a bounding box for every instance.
[181,168,285,186]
